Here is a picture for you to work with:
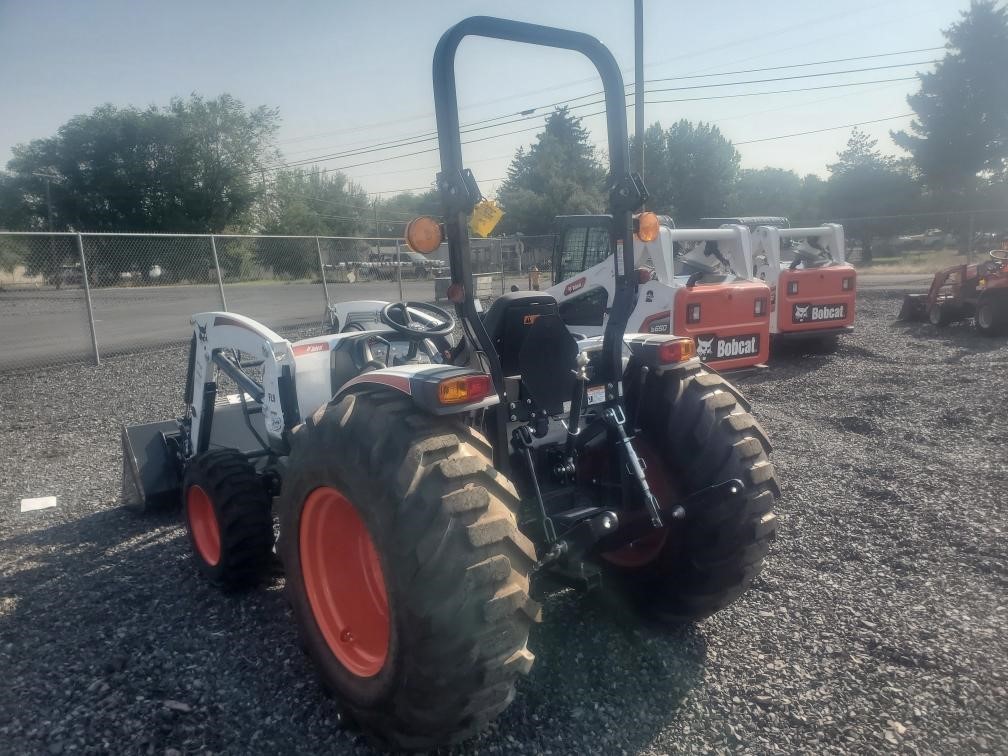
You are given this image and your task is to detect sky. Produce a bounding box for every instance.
[0,0,973,203]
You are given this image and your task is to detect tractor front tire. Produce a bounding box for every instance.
[608,363,780,623]
[182,449,274,590]
[929,302,953,327]
[976,294,1008,336]
[278,389,539,751]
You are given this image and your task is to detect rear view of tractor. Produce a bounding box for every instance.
[548,215,772,370]
[898,249,1008,334]
[120,16,779,751]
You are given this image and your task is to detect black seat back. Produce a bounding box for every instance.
[482,292,561,375]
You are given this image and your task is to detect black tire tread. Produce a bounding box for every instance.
[279,388,538,750]
[182,448,273,590]
[615,362,780,622]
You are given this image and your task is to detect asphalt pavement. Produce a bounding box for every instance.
[0,274,927,370]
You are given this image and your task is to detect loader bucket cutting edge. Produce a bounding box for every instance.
[121,421,183,512]
[898,294,927,322]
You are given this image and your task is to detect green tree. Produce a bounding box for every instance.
[497,107,605,234]
[637,120,740,224]
[258,167,372,277]
[826,128,919,263]
[730,168,804,220]
[375,190,440,237]
[2,94,279,278]
[892,1,1008,192]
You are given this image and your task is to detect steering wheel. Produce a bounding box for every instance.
[990,249,1008,262]
[380,301,456,338]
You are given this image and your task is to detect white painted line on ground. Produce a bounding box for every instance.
[20,496,57,512]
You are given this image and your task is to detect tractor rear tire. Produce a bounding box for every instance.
[182,449,274,591]
[976,295,1008,336]
[278,388,539,751]
[608,363,780,623]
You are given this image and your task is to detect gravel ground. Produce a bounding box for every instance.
[1,288,1005,755]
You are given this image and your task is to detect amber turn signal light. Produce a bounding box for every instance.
[657,338,696,364]
[437,374,493,405]
[405,216,443,254]
[634,211,660,243]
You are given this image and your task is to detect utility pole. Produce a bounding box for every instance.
[634,0,645,198]
[32,172,58,282]
[373,199,379,238]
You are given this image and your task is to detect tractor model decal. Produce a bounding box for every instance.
[564,276,587,296]
[793,302,847,323]
[640,310,671,335]
[695,334,760,361]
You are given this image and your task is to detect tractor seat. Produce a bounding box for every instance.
[481,291,560,376]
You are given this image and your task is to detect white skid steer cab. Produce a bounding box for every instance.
[545,214,772,370]
[743,220,856,349]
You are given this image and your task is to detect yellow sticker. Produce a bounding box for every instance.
[468,200,504,238]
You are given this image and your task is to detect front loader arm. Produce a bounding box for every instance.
[187,312,297,453]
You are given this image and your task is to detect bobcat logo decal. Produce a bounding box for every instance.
[695,335,715,360]
[793,302,847,323]
[197,322,208,343]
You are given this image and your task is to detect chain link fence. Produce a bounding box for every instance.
[0,231,558,372]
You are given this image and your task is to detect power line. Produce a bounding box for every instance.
[734,113,913,145]
[644,60,936,96]
[642,47,942,85]
[267,56,937,172]
[644,76,917,105]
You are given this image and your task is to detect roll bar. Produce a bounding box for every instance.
[432,17,646,450]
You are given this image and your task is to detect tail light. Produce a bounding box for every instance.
[787,280,799,295]
[687,303,701,323]
[842,276,854,291]
[754,297,767,316]
[438,374,492,405]
[658,338,696,364]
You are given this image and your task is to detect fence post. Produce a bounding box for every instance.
[76,233,100,366]
[209,235,228,311]
[315,236,331,307]
[395,239,404,302]
[967,212,974,264]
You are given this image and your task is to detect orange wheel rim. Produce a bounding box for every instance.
[300,486,390,678]
[600,440,674,568]
[186,485,221,566]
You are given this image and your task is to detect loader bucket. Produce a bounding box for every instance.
[898,294,927,321]
[121,421,183,513]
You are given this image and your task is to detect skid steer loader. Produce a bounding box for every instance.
[735,219,856,349]
[120,16,779,751]
[547,215,772,369]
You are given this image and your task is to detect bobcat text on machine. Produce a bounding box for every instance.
[546,214,772,369]
[120,16,779,751]
[707,217,856,349]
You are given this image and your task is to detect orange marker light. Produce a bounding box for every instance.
[657,338,696,364]
[635,212,660,242]
[405,216,443,254]
[437,374,493,404]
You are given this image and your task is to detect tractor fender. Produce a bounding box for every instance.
[334,364,499,416]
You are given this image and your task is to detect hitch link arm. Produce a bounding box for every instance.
[604,406,670,529]
[511,426,557,544]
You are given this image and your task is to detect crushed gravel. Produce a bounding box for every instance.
[1,288,1006,755]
